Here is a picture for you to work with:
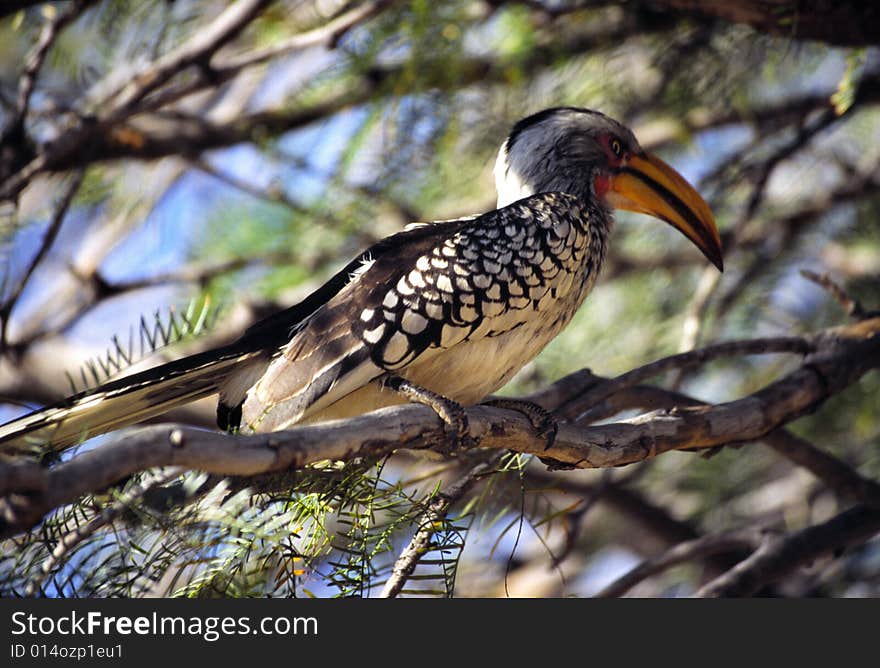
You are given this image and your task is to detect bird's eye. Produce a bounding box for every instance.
[610,138,623,158]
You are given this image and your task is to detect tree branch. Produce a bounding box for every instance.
[380,452,505,598]
[595,526,767,597]
[12,1,95,127]
[800,270,874,320]
[762,430,880,509]
[222,1,393,71]
[525,467,749,576]
[0,169,84,347]
[695,504,880,597]
[2,317,877,539]
[640,0,880,47]
[99,0,273,120]
[553,335,813,422]
[133,0,396,116]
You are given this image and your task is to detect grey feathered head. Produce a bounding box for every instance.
[494,107,641,207]
[493,107,723,270]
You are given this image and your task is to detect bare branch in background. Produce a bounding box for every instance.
[0,170,84,347]
[800,270,874,320]
[189,157,308,214]
[99,0,274,120]
[762,430,880,510]
[696,504,880,597]
[641,0,880,47]
[596,526,767,598]
[13,1,96,127]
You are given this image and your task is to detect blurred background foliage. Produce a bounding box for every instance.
[0,0,878,597]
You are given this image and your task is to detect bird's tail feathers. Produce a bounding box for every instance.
[0,346,261,452]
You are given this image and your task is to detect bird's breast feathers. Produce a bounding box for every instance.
[355,193,606,370]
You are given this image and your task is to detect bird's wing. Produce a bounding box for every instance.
[242,193,593,431]
[0,218,474,450]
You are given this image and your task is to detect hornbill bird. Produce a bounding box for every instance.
[0,107,722,451]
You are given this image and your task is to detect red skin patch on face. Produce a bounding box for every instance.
[593,174,611,196]
[594,133,627,197]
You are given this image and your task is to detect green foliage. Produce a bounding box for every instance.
[0,459,481,598]
[65,295,219,394]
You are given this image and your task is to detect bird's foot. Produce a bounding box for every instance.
[481,398,559,450]
[385,376,471,455]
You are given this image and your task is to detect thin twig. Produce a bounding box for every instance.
[137,0,394,115]
[550,469,614,567]
[13,1,95,126]
[222,1,392,70]
[101,0,273,120]
[716,170,880,328]
[380,452,505,598]
[0,169,84,347]
[800,269,868,320]
[189,157,307,213]
[96,253,298,291]
[668,265,723,390]
[677,266,722,354]
[526,469,747,577]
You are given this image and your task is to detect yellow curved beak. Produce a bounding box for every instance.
[607,152,723,271]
